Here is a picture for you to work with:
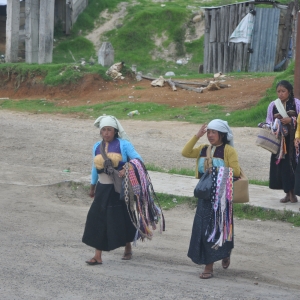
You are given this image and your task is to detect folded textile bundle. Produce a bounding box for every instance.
[122,159,165,242]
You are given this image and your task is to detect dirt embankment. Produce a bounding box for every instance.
[0,72,275,111]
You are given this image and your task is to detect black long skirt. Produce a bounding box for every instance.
[269,136,295,193]
[82,182,137,251]
[187,198,233,265]
[294,162,300,196]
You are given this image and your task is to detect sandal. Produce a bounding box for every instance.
[280,196,290,203]
[222,257,230,269]
[199,272,213,279]
[122,252,132,260]
[85,258,102,265]
[290,196,298,203]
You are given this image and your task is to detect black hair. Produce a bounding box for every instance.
[276,80,294,102]
[218,131,230,145]
[114,129,119,138]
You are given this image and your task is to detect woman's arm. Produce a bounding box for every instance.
[181,136,203,158]
[225,146,241,177]
[90,142,100,185]
[122,140,143,161]
[182,124,207,158]
[266,102,275,124]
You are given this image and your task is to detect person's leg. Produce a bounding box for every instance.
[200,263,214,279]
[222,256,231,269]
[86,249,102,264]
[122,242,132,260]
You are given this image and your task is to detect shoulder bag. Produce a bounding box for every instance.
[194,146,213,199]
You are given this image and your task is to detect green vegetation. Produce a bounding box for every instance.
[157,192,300,227]
[53,37,95,64]
[234,203,300,227]
[226,62,295,126]
[0,63,110,87]
[0,61,294,128]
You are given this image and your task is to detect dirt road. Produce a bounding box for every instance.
[0,110,299,299]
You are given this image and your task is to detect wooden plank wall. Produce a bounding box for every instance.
[204,3,254,74]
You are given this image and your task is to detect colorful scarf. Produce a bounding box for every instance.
[123,159,165,243]
[206,166,234,249]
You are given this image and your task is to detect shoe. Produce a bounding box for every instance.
[199,272,213,279]
[85,258,102,265]
[122,252,132,260]
[280,197,290,203]
[222,257,230,269]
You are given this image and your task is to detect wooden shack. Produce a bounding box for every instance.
[0,0,88,57]
[203,0,296,73]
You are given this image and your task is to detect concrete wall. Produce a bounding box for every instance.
[55,0,88,34]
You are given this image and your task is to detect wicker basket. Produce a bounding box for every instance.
[256,128,280,154]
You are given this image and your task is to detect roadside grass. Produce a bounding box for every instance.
[157,193,300,227]
[0,99,226,123]
[145,164,269,186]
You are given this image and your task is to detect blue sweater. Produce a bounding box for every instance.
[91,138,142,184]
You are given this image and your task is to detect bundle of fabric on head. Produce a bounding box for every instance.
[205,166,234,249]
[122,158,165,243]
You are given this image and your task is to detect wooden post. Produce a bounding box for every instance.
[294,12,300,99]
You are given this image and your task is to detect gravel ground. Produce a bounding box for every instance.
[0,110,299,300]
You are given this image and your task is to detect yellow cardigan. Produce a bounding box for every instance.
[296,114,300,139]
[181,135,241,178]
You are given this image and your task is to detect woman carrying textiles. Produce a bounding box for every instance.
[182,119,241,279]
[266,80,300,203]
[82,115,142,265]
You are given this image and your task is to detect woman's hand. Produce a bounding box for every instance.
[280,117,291,125]
[295,138,300,147]
[119,168,125,178]
[89,184,96,198]
[196,124,207,139]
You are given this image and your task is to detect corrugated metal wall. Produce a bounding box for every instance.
[203,2,287,73]
[248,8,280,72]
[203,3,254,74]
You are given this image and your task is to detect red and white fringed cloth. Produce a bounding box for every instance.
[123,159,165,243]
[272,117,297,164]
[206,166,233,249]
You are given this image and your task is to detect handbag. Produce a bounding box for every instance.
[194,169,212,199]
[255,127,280,154]
[233,168,249,203]
[256,99,287,154]
[100,141,123,193]
[194,146,213,199]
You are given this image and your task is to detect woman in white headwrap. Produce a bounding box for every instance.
[82,115,142,265]
[182,119,240,279]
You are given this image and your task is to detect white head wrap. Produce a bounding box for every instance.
[207,119,234,147]
[94,115,130,141]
